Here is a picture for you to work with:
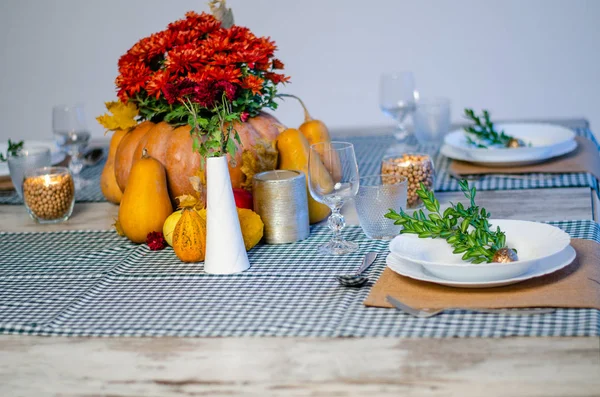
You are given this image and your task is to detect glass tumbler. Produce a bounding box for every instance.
[22,166,75,224]
[7,147,52,199]
[381,154,435,209]
[355,175,408,240]
[413,97,451,147]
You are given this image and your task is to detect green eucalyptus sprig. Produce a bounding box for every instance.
[463,108,515,148]
[0,139,24,162]
[385,180,512,264]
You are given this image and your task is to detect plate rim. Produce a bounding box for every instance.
[385,244,576,288]
[388,219,571,268]
[445,122,576,152]
[440,138,578,166]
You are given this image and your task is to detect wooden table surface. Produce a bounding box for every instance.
[1,119,599,396]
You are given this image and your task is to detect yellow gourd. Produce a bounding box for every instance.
[172,205,206,263]
[276,127,333,224]
[118,149,173,243]
[164,207,263,252]
[283,94,333,148]
[100,129,128,204]
[163,209,183,246]
[280,94,340,180]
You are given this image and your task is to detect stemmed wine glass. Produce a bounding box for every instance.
[308,141,360,255]
[52,104,91,188]
[379,71,417,142]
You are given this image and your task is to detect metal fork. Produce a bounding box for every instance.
[386,295,555,318]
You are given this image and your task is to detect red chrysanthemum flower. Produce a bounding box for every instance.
[264,72,290,85]
[163,78,238,108]
[146,232,167,251]
[200,65,242,83]
[272,59,284,69]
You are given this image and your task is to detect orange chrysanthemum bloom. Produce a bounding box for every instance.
[146,70,172,99]
[241,74,264,95]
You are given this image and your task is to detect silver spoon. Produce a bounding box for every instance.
[337,252,378,287]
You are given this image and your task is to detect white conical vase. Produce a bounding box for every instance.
[204,156,250,274]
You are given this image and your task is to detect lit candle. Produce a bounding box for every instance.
[253,170,310,244]
[22,166,75,224]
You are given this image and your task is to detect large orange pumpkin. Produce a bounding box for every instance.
[105,112,281,204]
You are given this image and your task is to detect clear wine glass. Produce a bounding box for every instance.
[52,104,91,188]
[308,141,360,255]
[379,71,417,142]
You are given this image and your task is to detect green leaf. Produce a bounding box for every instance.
[461,218,470,233]
[226,137,237,157]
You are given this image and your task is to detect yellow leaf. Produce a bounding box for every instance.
[96,101,139,131]
[177,194,199,209]
[113,217,125,237]
[241,140,279,190]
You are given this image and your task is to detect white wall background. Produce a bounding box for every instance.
[0,0,599,142]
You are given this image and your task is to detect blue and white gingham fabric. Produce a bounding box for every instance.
[0,125,597,205]
[0,220,598,338]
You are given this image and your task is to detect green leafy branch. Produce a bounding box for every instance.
[463,108,515,148]
[385,180,511,264]
[179,93,242,162]
[0,140,24,162]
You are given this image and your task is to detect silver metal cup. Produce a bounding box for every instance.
[253,170,310,244]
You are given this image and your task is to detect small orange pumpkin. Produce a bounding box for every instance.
[172,203,206,263]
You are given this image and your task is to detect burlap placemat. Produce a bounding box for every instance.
[449,137,600,181]
[364,239,600,310]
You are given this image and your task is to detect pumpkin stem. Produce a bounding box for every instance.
[142,148,148,159]
[277,93,312,122]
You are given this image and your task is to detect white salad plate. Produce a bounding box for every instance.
[386,244,576,288]
[388,219,571,282]
[0,140,65,177]
[442,123,577,166]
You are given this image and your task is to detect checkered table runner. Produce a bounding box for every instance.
[1,220,598,337]
[0,125,597,205]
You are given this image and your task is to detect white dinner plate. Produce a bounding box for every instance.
[441,139,578,167]
[386,244,576,288]
[442,123,577,166]
[389,220,571,282]
[0,140,65,176]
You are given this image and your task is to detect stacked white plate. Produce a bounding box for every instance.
[386,219,575,288]
[441,123,577,167]
[0,140,65,177]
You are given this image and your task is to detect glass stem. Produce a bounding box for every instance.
[328,206,346,243]
[69,152,84,176]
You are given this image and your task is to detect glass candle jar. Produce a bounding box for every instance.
[381,153,435,209]
[22,166,75,224]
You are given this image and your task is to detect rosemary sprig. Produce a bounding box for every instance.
[385,180,511,264]
[463,108,514,148]
[0,139,24,162]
